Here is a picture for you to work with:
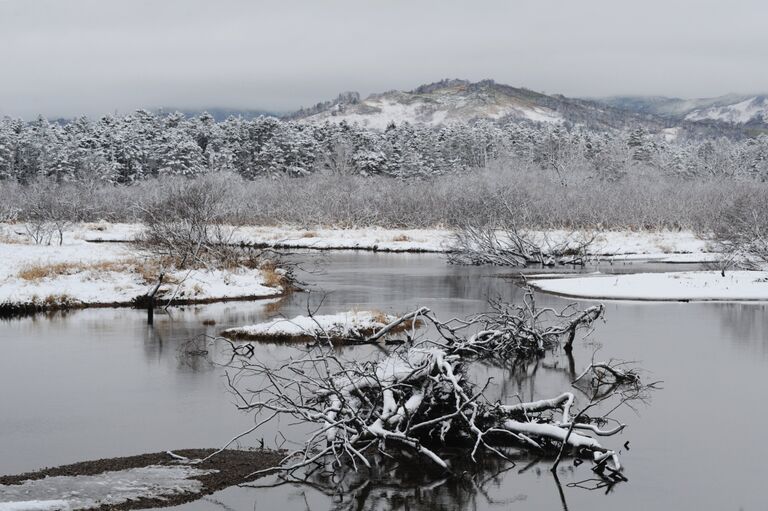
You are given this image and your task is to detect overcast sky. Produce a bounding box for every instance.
[1,0,766,118]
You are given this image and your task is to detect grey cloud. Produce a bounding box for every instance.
[0,0,766,118]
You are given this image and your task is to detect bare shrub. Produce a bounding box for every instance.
[0,204,19,223]
[709,192,768,270]
[137,173,241,268]
[18,181,90,245]
[3,167,768,235]
[450,224,595,267]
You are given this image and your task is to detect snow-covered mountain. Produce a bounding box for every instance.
[684,96,768,124]
[599,94,768,126]
[287,79,659,130]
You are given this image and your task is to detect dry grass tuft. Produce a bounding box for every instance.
[370,309,421,334]
[259,259,288,288]
[0,230,27,244]
[16,258,169,285]
[18,262,85,281]
[371,310,392,325]
[262,267,284,288]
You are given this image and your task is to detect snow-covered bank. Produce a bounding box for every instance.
[222,310,416,342]
[9,222,719,259]
[0,232,283,313]
[231,226,452,252]
[529,271,768,301]
[233,226,717,259]
[0,465,213,510]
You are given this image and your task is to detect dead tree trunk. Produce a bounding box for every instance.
[146,272,165,325]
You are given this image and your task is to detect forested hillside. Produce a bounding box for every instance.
[1,110,767,184]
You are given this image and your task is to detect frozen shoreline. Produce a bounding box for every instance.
[1,222,719,259]
[0,222,726,310]
[529,271,768,302]
[0,226,283,313]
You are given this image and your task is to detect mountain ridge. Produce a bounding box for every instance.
[595,94,768,125]
[285,78,669,131]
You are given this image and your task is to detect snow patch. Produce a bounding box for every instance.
[0,502,71,511]
[0,465,215,510]
[529,271,768,301]
[0,229,282,309]
[297,86,564,128]
[685,96,768,124]
[222,311,403,341]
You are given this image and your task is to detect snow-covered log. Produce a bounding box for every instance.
[221,310,421,343]
[217,298,646,479]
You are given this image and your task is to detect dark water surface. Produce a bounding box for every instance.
[1,253,766,510]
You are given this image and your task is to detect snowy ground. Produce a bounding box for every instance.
[2,222,720,260]
[222,310,409,341]
[0,465,214,510]
[0,222,728,307]
[529,271,768,301]
[0,226,282,310]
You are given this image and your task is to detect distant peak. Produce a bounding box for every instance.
[411,79,471,94]
[335,91,361,105]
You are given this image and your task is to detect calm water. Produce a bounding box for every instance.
[1,252,766,510]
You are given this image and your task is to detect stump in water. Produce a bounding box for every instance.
[145,272,164,325]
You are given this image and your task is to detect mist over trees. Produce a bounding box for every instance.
[1,111,767,185]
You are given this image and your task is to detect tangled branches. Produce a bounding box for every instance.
[213,294,651,485]
[137,175,241,268]
[448,223,595,267]
[426,289,603,357]
[711,196,768,272]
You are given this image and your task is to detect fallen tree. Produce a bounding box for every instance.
[210,293,650,485]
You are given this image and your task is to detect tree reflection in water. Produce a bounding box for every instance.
[245,441,633,511]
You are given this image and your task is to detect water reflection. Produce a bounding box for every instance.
[247,451,531,511]
[717,302,768,356]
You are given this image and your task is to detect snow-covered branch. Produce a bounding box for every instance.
[214,298,647,481]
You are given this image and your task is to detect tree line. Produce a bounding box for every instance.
[1,111,767,184]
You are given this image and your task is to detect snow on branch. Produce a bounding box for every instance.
[209,293,650,484]
[448,220,596,268]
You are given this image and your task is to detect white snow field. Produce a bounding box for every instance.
[0,226,282,309]
[684,95,768,124]
[529,271,768,301]
[222,310,406,341]
[0,222,724,308]
[0,465,214,510]
[9,222,719,259]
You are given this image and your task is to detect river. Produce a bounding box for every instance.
[1,252,766,510]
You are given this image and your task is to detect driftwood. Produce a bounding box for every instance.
[204,291,651,484]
